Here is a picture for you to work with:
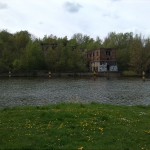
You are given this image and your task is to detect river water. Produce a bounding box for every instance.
[0,78,150,108]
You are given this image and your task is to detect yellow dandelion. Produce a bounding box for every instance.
[99,127,104,132]
[58,123,64,129]
[47,122,51,129]
[144,130,150,134]
[78,146,84,150]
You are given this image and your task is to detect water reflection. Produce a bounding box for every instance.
[0,78,150,108]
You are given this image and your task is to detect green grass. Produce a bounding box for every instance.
[0,103,150,150]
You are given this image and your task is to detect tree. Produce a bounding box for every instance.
[0,30,15,72]
[143,39,150,73]
[20,41,45,70]
[103,32,133,71]
[129,35,144,74]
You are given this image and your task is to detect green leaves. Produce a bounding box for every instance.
[0,30,150,73]
[22,41,45,70]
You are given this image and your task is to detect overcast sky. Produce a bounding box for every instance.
[0,0,150,39]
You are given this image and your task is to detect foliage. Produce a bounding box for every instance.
[122,70,138,77]
[103,32,150,73]
[0,30,150,73]
[0,103,150,149]
[22,41,46,70]
[129,35,143,74]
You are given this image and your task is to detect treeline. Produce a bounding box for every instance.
[0,30,150,74]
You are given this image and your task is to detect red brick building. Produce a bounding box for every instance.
[87,48,118,72]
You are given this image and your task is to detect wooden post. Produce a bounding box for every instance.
[93,71,96,80]
[107,64,110,80]
[142,71,145,82]
[107,70,109,80]
[48,71,51,78]
[9,71,11,78]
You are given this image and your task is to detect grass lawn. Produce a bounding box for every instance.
[0,103,150,150]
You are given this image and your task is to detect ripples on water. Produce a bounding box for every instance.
[0,78,150,108]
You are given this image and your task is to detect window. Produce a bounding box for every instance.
[106,51,111,56]
[97,51,99,56]
[93,52,94,57]
[100,61,104,65]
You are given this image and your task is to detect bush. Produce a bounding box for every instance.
[122,70,138,77]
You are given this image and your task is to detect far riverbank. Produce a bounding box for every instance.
[1,70,150,78]
[0,71,121,78]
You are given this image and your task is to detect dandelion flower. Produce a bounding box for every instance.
[78,146,84,150]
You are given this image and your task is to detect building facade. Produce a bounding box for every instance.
[87,48,118,72]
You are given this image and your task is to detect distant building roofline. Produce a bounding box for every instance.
[87,47,116,53]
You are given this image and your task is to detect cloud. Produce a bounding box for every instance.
[39,21,43,25]
[102,12,119,19]
[64,2,82,13]
[111,0,121,2]
[0,2,8,10]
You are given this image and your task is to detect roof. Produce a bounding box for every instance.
[87,48,116,53]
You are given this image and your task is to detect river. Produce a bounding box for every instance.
[0,77,150,108]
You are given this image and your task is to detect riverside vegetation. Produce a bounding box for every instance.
[0,103,150,150]
[0,30,150,75]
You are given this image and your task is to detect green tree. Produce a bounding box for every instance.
[103,32,133,71]
[12,31,32,71]
[143,39,150,72]
[0,30,15,72]
[129,35,144,74]
[42,35,59,71]
[20,41,45,70]
[14,31,31,49]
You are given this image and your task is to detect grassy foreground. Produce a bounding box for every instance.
[0,103,150,150]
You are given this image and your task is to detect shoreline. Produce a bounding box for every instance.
[1,71,148,78]
[1,102,150,110]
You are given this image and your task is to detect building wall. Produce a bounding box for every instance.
[100,48,116,61]
[91,62,118,72]
[87,49,101,62]
[87,48,118,72]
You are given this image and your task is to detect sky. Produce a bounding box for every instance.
[0,0,150,39]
